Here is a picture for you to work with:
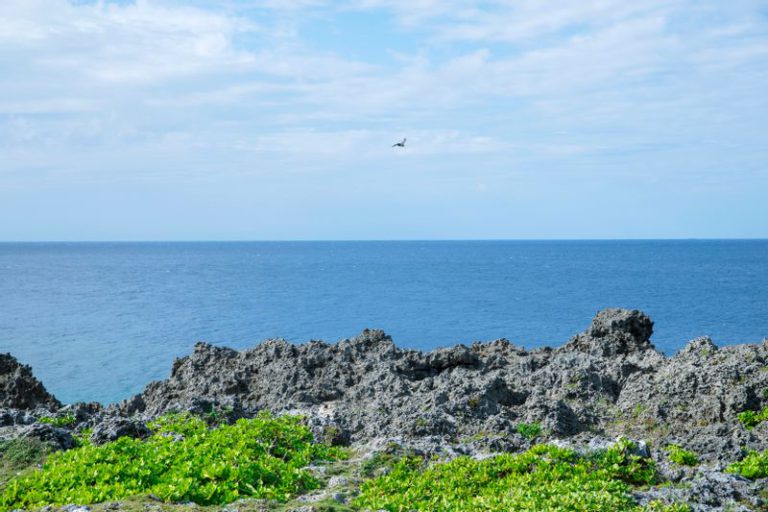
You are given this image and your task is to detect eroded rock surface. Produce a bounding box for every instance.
[0,353,60,410]
[109,308,768,462]
[2,309,767,510]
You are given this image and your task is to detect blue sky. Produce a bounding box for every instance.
[1,0,766,240]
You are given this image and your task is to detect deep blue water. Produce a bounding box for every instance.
[1,240,766,405]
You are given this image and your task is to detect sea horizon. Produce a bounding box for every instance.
[3,237,768,243]
[2,239,766,404]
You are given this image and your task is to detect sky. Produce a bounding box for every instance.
[0,0,767,240]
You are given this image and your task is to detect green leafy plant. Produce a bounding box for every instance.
[0,412,344,510]
[587,438,658,486]
[516,422,542,440]
[199,404,234,426]
[727,450,768,479]
[37,415,76,428]
[354,443,685,512]
[666,444,699,466]
[737,407,768,429]
[73,427,94,447]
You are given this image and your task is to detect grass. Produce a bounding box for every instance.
[0,438,50,487]
[0,412,345,511]
[354,440,689,512]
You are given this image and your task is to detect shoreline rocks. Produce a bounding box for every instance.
[1,308,767,511]
[0,353,61,411]
[102,309,767,460]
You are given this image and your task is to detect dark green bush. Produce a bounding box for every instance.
[516,422,542,440]
[354,442,685,511]
[0,412,344,510]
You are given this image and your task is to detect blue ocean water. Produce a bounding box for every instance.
[1,240,766,405]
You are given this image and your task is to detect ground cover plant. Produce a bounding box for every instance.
[354,440,689,511]
[666,444,699,466]
[0,412,344,511]
[37,415,77,428]
[727,449,768,479]
[515,422,541,440]
[737,406,768,429]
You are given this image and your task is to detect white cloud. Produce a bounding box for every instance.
[0,0,766,186]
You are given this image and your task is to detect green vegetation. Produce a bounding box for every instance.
[737,406,768,429]
[727,450,768,480]
[666,444,699,466]
[0,412,344,511]
[199,403,234,426]
[360,451,399,478]
[354,440,688,511]
[38,414,77,428]
[359,442,419,478]
[0,438,49,486]
[515,422,542,440]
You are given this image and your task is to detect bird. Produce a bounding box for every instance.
[392,138,407,148]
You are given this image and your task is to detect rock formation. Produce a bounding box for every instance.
[106,308,768,462]
[2,309,767,510]
[0,353,60,410]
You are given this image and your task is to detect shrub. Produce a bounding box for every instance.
[516,422,542,440]
[727,450,768,479]
[666,444,699,466]
[37,415,76,428]
[737,407,768,429]
[587,438,658,486]
[0,412,344,510]
[354,443,686,511]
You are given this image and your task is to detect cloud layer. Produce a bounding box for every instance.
[1,0,766,239]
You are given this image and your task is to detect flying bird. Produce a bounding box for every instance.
[392,138,407,148]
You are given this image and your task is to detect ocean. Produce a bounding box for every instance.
[1,240,766,405]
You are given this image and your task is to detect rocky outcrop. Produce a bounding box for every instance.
[2,308,767,511]
[109,309,768,462]
[0,353,60,410]
[563,307,655,355]
[90,416,151,445]
[3,309,766,461]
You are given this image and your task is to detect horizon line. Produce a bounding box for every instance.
[1,237,767,244]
